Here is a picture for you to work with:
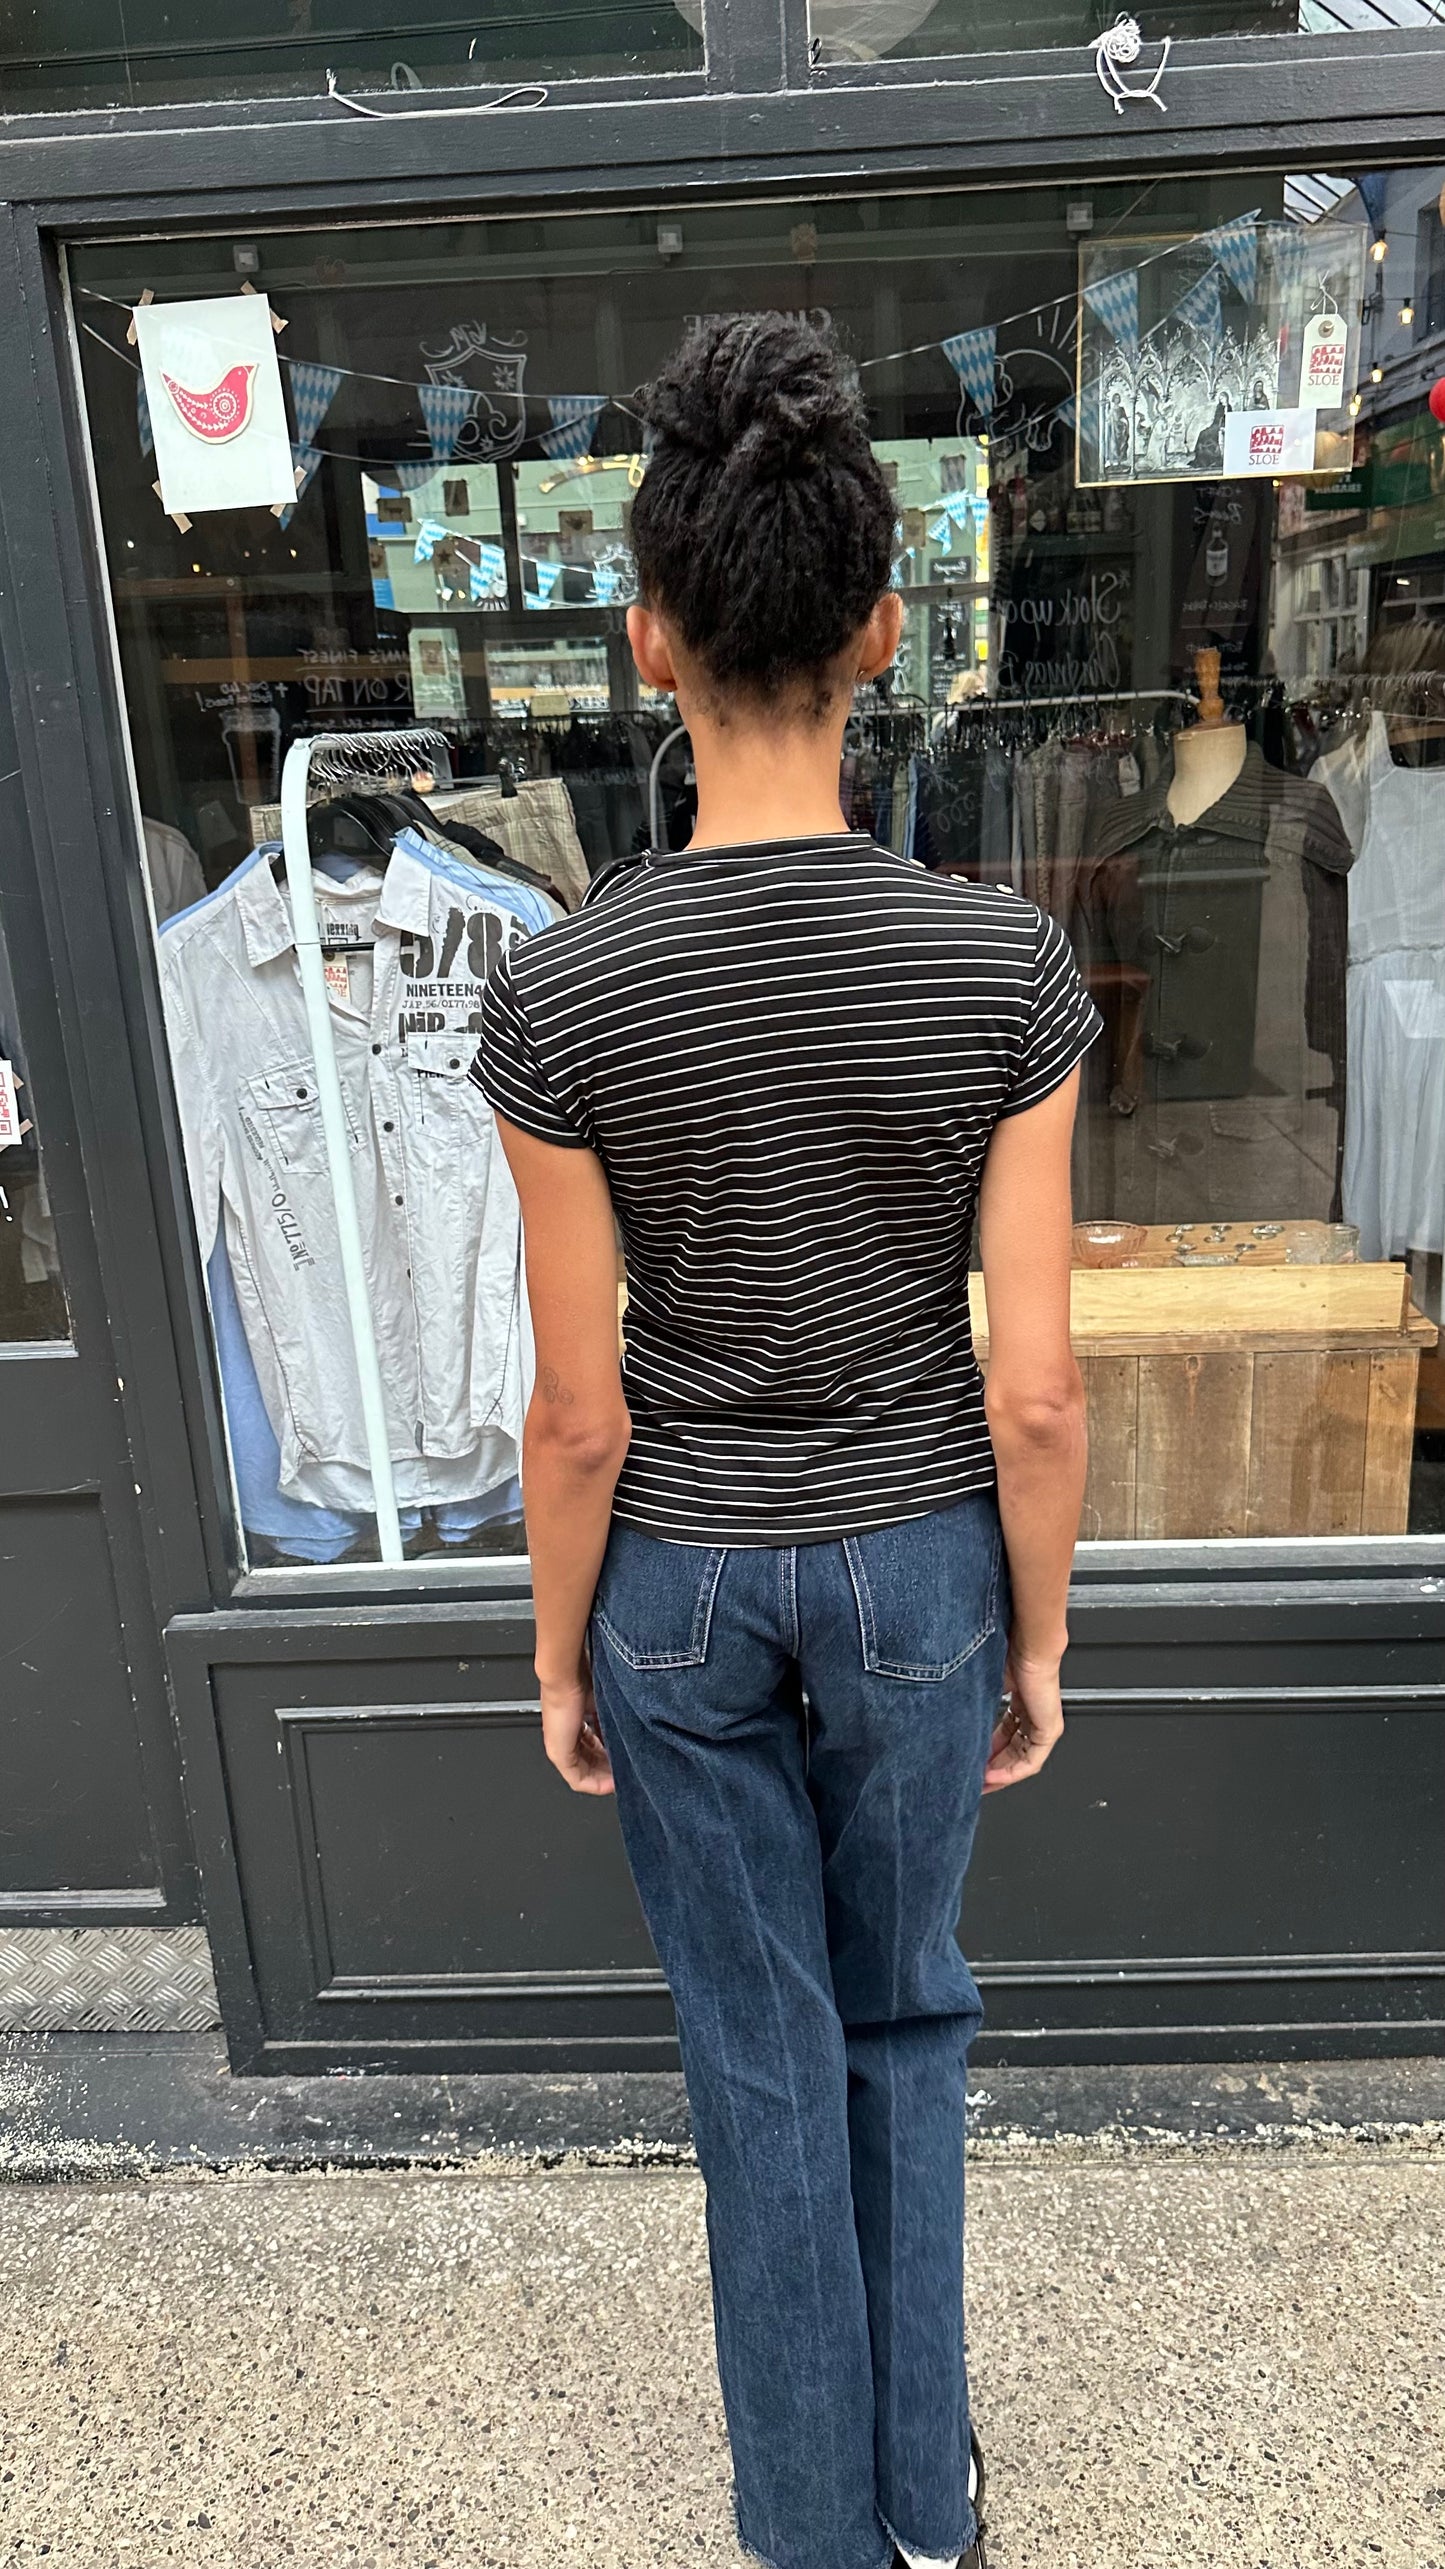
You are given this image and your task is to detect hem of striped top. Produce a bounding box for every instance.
[468,1060,589,1147]
[996,1004,1102,1118]
[606,1465,999,1550]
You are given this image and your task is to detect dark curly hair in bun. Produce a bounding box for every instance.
[630,312,897,712]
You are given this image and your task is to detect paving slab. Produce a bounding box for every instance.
[0,2155,1441,2569]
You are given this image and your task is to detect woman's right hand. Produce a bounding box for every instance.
[538,1661,616,1796]
[982,1645,1065,1794]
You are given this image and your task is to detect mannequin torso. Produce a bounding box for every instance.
[1167,720,1248,827]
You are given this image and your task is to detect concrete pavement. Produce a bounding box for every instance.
[1,2149,1442,2569]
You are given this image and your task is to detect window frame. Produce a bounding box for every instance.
[3,23,1445,1605]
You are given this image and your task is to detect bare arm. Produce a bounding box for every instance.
[495,1117,632,1795]
[975,1068,1087,1792]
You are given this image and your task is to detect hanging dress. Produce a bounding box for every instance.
[1322,713,1445,1259]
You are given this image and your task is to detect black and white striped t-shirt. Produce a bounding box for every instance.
[475,832,1099,1546]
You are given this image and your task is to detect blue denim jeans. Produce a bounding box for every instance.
[590,1492,1007,2569]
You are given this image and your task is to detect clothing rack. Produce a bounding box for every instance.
[948,687,1195,714]
[648,723,690,850]
[278,727,454,1566]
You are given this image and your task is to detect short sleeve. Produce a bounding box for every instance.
[1000,908,1102,1117]
[470,943,589,1147]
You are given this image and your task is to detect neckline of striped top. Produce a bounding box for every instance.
[645,831,880,868]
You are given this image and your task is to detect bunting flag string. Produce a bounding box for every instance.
[526,559,563,608]
[92,197,1352,532]
[413,517,449,563]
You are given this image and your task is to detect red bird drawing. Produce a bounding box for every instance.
[161,361,257,444]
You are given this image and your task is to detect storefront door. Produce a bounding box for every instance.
[0,601,199,1999]
[2,4,1443,2072]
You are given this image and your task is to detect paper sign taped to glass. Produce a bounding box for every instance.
[1076,220,1366,486]
[133,293,296,514]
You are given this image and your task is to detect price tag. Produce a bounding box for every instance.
[323,955,351,1007]
[1299,312,1349,410]
[1222,407,1318,478]
[0,1057,21,1151]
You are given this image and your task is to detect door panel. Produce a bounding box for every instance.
[0,615,194,1932]
[0,1495,161,1894]
[167,1600,1445,2075]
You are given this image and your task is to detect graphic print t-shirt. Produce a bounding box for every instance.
[475,832,1100,1545]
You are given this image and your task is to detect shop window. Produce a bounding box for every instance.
[70,171,1445,1567]
[0,2,701,114]
[805,0,1445,61]
[0,917,69,1342]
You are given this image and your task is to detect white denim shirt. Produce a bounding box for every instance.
[160,833,546,1515]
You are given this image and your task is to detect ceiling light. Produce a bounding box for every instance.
[1400,302,1415,325]
[1371,236,1388,262]
[1371,364,1383,383]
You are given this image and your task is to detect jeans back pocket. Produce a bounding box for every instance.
[592,1522,728,1670]
[842,1494,1002,1683]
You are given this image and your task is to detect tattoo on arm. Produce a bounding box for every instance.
[539,1365,575,1407]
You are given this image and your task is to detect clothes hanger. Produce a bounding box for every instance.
[304,794,394,860]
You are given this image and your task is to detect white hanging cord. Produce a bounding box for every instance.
[1090,15,1171,113]
[324,68,548,119]
[648,723,690,850]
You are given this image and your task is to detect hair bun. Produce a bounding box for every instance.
[641,312,866,480]
[629,309,896,698]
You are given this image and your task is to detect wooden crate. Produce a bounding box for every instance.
[969,1265,1436,1540]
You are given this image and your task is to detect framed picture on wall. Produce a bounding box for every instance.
[1076,219,1366,486]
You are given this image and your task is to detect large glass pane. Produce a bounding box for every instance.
[72,166,1445,1557]
[0,2,700,114]
[805,0,1444,64]
[0,913,69,1342]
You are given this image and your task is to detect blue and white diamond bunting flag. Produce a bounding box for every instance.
[540,394,607,460]
[940,326,997,420]
[419,379,479,462]
[1201,214,1260,306]
[1170,265,1222,342]
[1083,267,1139,349]
[287,360,344,452]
